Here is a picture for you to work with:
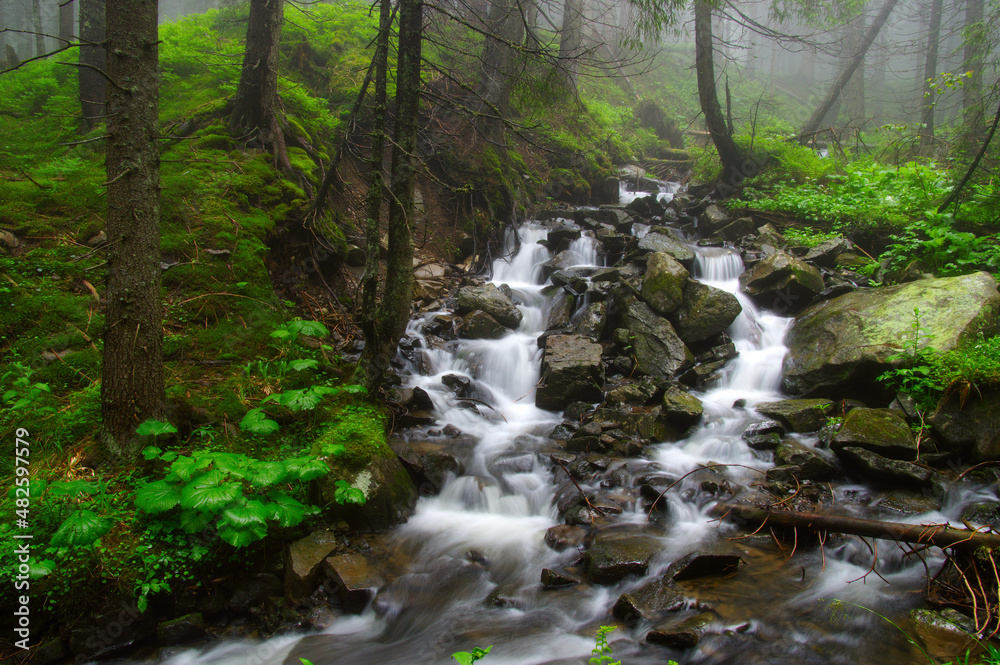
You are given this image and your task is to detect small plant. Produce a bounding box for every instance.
[452,646,492,665]
[590,626,622,665]
[877,307,943,411]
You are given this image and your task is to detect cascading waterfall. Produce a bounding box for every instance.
[133,195,993,665]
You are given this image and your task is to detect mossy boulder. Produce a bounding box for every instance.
[456,284,523,329]
[672,280,742,344]
[782,273,1000,397]
[738,251,824,314]
[835,446,933,489]
[773,439,840,481]
[636,231,696,269]
[753,398,838,433]
[930,389,1000,461]
[661,385,703,428]
[641,252,689,315]
[831,408,917,460]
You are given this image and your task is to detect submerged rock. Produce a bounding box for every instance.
[782,272,1000,397]
[613,579,685,627]
[646,611,715,649]
[664,552,742,582]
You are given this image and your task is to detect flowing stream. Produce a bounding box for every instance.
[144,200,995,665]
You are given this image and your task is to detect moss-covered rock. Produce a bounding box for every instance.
[831,408,917,460]
[672,280,742,344]
[753,398,838,433]
[615,294,693,378]
[641,252,689,315]
[782,272,1000,397]
[585,528,661,584]
[738,251,824,314]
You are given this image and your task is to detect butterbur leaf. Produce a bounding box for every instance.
[180,479,242,512]
[343,384,367,395]
[289,359,319,371]
[240,408,280,434]
[246,460,287,487]
[7,479,46,500]
[136,419,178,436]
[50,510,112,548]
[47,480,99,498]
[288,319,328,338]
[221,498,269,529]
[136,480,183,513]
[266,491,307,527]
[30,559,55,578]
[210,453,251,478]
[179,510,213,534]
[218,520,267,547]
[169,454,213,481]
[334,480,366,505]
[142,446,163,461]
[285,457,329,481]
[137,595,148,614]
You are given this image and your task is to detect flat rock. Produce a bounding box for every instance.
[773,439,840,481]
[456,283,523,329]
[661,385,703,427]
[636,232,696,268]
[540,568,581,588]
[325,553,383,613]
[612,579,685,627]
[586,528,662,585]
[664,552,741,582]
[835,446,934,489]
[831,407,917,461]
[285,529,341,602]
[753,399,838,433]
[738,251,824,315]
[646,611,715,649]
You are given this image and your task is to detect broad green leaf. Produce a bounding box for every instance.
[288,319,328,338]
[180,478,242,512]
[210,453,251,478]
[246,460,287,487]
[334,480,366,505]
[50,510,112,548]
[262,388,324,411]
[137,595,148,613]
[142,445,163,461]
[169,454,214,481]
[266,491,307,527]
[135,480,183,513]
[136,419,178,436]
[221,498,269,529]
[30,559,55,578]
[240,408,280,434]
[218,521,267,547]
[343,384,367,395]
[7,479,46,500]
[179,510,213,534]
[48,480,99,498]
[289,359,319,371]
[285,457,329,481]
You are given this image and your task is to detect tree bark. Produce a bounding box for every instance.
[230,0,284,138]
[102,0,164,464]
[694,0,752,187]
[79,0,105,130]
[358,0,422,394]
[60,0,75,47]
[963,0,984,131]
[919,0,943,153]
[479,0,525,132]
[799,0,899,140]
[719,504,1000,551]
[356,0,391,387]
[843,10,867,124]
[558,0,583,94]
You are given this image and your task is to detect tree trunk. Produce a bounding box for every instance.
[230,0,284,138]
[919,0,943,153]
[0,1,7,68]
[843,10,867,125]
[102,0,164,464]
[963,0,984,132]
[799,0,899,139]
[59,0,75,47]
[694,0,751,188]
[558,0,583,94]
[479,0,525,131]
[718,504,1000,551]
[79,0,106,130]
[358,0,422,394]
[33,0,45,56]
[356,0,391,387]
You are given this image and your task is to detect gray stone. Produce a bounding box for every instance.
[285,529,341,602]
[641,252,689,315]
[835,446,934,489]
[636,232,696,268]
[461,310,508,339]
[606,381,660,406]
[753,399,838,433]
[646,612,715,649]
[831,408,917,461]
[773,439,840,481]
[661,385,704,427]
[586,529,662,584]
[664,552,741,581]
[156,613,206,645]
[699,204,731,235]
[456,283,523,329]
[803,236,854,268]
[782,273,1000,397]
[738,251,825,314]
[616,294,693,378]
[612,579,685,627]
[718,217,757,241]
[930,389,1000,461]
[573,301,608,338]
[672,281,742,344]
[871,491,940,517]
[536,334,605,410]
[325,553,383,613]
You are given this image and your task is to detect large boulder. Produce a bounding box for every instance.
[536,334,605,410]
[836,446,934,489]
[672,281,742,344]
[616,294,694,378]
[641,252,689,315]
[456,284,523,329]
[285,529,341,602]
[585,528,662,584]
[319,454,418,531]
[773,439,841,481]
[831,408,917,460]
[738,251,824,314]
[636,232,696,269]
[461,310,508,339]
[782,273,1000,397]
[930,389,1000,461]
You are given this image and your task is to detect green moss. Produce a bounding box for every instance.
[313,402,390,471]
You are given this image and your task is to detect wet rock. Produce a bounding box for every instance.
[592,405,673,442]
[586,528,662,584]
[636,231,696,268]
[541,568,581,588]
[831,408,917,461]
[742,421,784,451]
[285,529,341,602]
[641,252,689,315]
[156,613,206,646]
[319,453,418,531]
[626,194,666,218]
[228,573,283,613]
[461,310,508,339]
[930,389,1000,461]
[606,381,661,406]
[414,277,449,303]
[68,599,155,660]
[782,273,1000,397]
[572,301,608,338]
[456,284,523,329]
[638,474,676,508]
[753,399,838,433]
[699,204,731,236]
[596,226,628,254]
[541,249,582,278]
[546,291,575,329]
[910,608,979,662]
[773,439,840,481]
[546,226,582,249]
[961,502,1000,528]
[536,334,605,410]
[325,553,383,613]
[678,359,727,390]
[717,217,757,241]
[672,281,742,344]
[835,446,934,489]
[484,584,527,610]
[803,236,854,268]
[661,385,704,428]
[665,552,742,582]
[490,452,535,474]
[646,611,715,649]
[615,294,693,378]
[738,251,824,314]
[871,491,940,517]
[612,579,686,627]
[545,524,588,551]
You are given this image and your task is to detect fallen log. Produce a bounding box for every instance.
[715,503,1000,551]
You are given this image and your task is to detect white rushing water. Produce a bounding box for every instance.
[130,194,996,665]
